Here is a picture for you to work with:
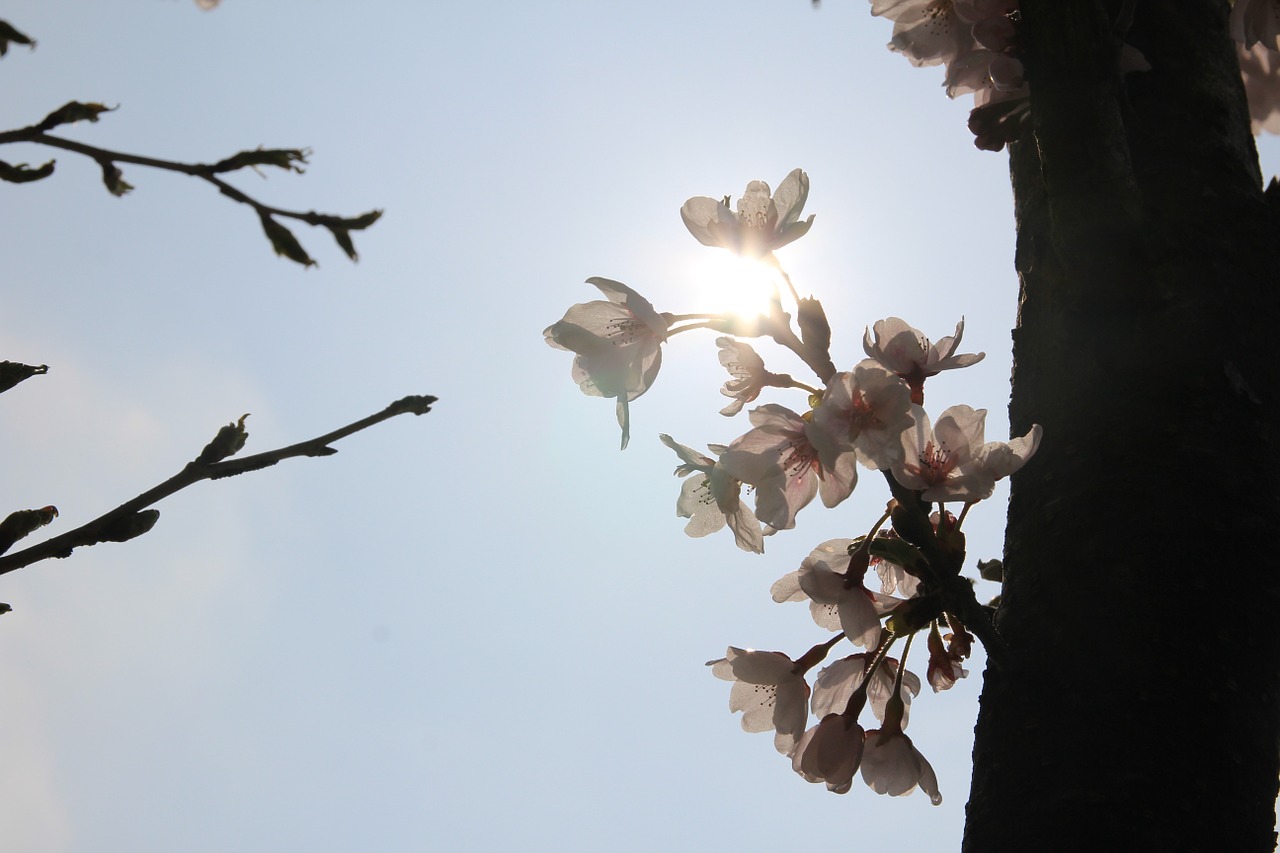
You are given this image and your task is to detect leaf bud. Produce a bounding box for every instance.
[977,558,1004,582]
[0,505,59,555]
[196,414,250,465]
[100,162,133,197]
[37,100,115,131]
[0,20,37,55]
[0,361,49,394]
[210,147,309,174]
[258,213,316,268]
[0,158,55,184]
[99,509,160,543]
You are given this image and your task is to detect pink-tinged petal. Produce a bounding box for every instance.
[680,196,735,247]
[674,473,727,537]
[770,570,807,603]
[978,423,1043,478]
[586,276,669,340]
[720,404,827,530]
[710,648,810,752]
[682,170,815,257]
[793,714,865,793]
[772,168,810,225]
[725,648,795,683]
[716,336,769,416]
[889,5,969,68]
[659,433,713,472]
[811,656,869,718]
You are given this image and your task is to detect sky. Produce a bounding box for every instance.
[2,3,1278,852]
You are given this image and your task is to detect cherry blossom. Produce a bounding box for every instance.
[1231,0,1280,51]
[709,647,811,756]
[792,712,866,794]
[893,404,1041,502]
[1239,43,1280,134]
[544,277,672,449]
[810,359,915,473]
[872,535,923,599]
[873,0,971,68]
[812,654,921,726]
[660,434,764,554]
[719,404,857,531]
[680,169,815,258]
[715,337,780,416]
[769,539,897,648]
[861,694,943,804]
[863,317,984,405]
[926,621,971,692]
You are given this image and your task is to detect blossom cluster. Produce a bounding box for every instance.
[545,170,1041,804]
[1236,0,1280,134]
[874,0,1280,147]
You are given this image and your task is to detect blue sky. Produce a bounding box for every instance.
[3,2,1277,851]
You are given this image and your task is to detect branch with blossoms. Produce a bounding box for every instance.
[863,0,1280,150]
[545,168,1040,805]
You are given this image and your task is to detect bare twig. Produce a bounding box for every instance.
[0,103,382,266]
[0,394,437,576]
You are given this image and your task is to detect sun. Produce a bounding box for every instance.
[691,252,782,321]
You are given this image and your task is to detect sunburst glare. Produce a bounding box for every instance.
[690,252,782,321]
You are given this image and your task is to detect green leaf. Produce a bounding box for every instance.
[977,558,1004,582]
[0,158,55,184]
[258,213,316,268]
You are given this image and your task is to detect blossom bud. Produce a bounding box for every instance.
[890,501,934,550]
[884,595,942,637]
[797,296,833,360]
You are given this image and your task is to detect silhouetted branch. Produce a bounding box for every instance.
[0,102,382,266]
[0,361,48,395]
[0,395,437,575]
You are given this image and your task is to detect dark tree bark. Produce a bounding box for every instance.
[964,2,1280,851]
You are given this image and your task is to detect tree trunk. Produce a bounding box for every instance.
[964,2,1280,851]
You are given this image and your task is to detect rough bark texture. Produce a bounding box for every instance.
[963,2,1280,851]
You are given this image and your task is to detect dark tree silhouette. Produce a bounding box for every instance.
[964,3,1280,851]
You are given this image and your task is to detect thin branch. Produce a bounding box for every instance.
[0,107,382,266]
[0,394,437,576]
